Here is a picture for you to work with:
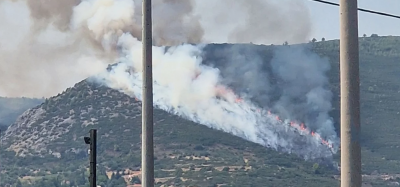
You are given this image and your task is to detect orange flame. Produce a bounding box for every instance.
[300,123,306,130]
[229,92,334,151]
[235,98,243,103]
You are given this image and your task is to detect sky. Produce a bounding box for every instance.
[306,0,400,41]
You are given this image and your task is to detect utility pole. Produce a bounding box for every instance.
[84,129,97,187]
[142,0,154,186]
[339,0,362,187]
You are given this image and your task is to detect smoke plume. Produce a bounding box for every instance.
[201,44,336,142]
[193,0,312,44]
[25,0,80,32]
[1,0,339,161]
[0,0,312,97]
[270,46,336,140]
[91,35,339,160]
[0,0,111,98]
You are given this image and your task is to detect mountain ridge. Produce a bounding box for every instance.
[0,79,340,187]
[1,36,400,186]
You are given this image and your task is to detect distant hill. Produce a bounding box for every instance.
[1,35,400,186]
[0,97,43,130]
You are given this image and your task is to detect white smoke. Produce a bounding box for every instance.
[0,0,110,98]
[0,0,312,98]
[90,34,338,160]
[2,0,339,161]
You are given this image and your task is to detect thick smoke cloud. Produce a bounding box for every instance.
[68,0,337,160]
[91,38,338,161]
[200,44,338,155]
[0,0,111,98]
[0,0,312,97]
[1,0,339,161]
[25,0,79,32]
[193,0,312,44]
[270,46,335,139]
[226,0,311,44]
[150,0,204,46]
[202,45,272,104]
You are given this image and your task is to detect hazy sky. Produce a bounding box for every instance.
[306,0,400,41]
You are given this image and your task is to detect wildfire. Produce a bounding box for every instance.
[137,83,335,151]
[221,85,335,151]
[235,98,243,103]
[216,85,234,96]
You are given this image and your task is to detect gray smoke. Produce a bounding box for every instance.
[0,0,340,161]
[4,0,312,46]
[229,0,311,44]
[270,46,335,139]
[0,0,313,97]
[25,0,80,32]
[149,0,204,46]
[202,44,337,143]
[203,45,272,103]
[194,0,312,44]
[91,37,339,160]
[0,0,114,98]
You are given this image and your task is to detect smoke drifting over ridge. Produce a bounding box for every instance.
[1,0,339,160]
[0,0,312,97]
[92,37,339,160]
[201,44,336,143]
[270,47,335,140]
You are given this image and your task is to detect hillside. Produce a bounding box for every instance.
[0,80,339,187]
[1,35,400,186]
[313,36,400,175]
[0,97,43,130]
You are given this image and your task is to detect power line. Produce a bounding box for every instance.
[310,0,400,19]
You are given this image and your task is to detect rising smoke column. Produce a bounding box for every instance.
[0,0,313,98]
[200,44,337,143]
[270,46,337,141]
[1,0,339,161]
[91,34,338,160]
[0,0,112,98]
[71,0,339,160]
[193,0,312,44]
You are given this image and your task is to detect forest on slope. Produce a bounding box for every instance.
[0,97,43,131]
[0,35,399,186]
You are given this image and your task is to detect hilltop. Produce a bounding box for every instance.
[1,35,400,186]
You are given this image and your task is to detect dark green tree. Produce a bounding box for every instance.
[312,38,317,43]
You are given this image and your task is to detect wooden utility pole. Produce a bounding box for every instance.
[141,0,154,186]
[339,0,362,186]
